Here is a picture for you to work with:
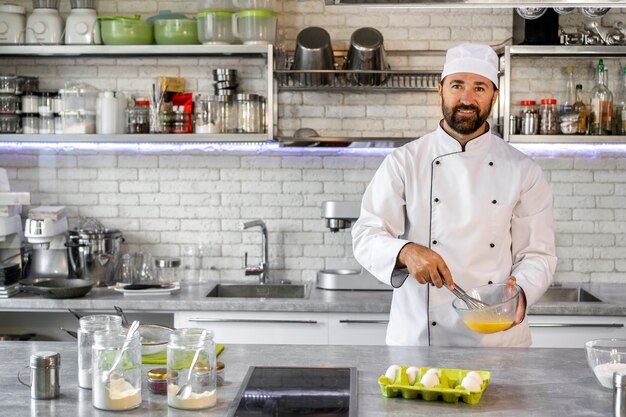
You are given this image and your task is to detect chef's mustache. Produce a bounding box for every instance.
[453,104,480,114]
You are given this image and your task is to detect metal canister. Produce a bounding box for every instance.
[20,351,61,399]
[509,115,519,135]
[615,369,626,417]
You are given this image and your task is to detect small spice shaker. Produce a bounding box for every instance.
[18,351,61,399]
[615,369,626,417]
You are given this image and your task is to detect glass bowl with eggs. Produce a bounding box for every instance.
[585,338,626,389]
[452,283,521,334]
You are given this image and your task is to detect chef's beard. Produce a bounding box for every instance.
[442,99,493,135]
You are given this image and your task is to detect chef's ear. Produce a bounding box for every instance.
[491,88,499,107]
[437,81,443,102]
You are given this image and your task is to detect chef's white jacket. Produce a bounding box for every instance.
[352,125,557,347]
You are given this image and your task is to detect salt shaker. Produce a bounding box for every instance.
[18,351,61,399]
[615,369,626,417]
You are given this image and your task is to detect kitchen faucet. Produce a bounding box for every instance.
[239,219,269,284]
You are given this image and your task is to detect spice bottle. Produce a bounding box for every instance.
[539,98,559,135]
[18,351,61,399]
[148,368,178,395]
[167,328,217,410]
[77,315,122,389]
[519,100,538,135]
[92,330,142,411]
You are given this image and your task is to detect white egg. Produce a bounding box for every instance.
[420,371,440,388]
[461,376,482,392]
[406,366,419,385]
[465,371,483,385]
[384,365,401,382]
[424,368,440,376]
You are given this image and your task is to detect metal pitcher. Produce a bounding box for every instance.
[66,224,123,287]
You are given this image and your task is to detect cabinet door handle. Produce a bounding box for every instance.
[188,318,318,324]
[529,323,625,328]
[339,320,389,324]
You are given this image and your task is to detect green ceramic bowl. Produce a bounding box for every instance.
[154,18,199,45]
[100,18,154,45]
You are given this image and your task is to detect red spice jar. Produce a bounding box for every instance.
[147,368,177,395]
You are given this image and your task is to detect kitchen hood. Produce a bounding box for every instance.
[325,0,621,8]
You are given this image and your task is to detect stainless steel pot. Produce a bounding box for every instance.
[66,227,123,287]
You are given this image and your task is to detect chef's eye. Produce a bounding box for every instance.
[475,86,485,92]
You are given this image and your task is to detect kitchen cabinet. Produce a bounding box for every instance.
[501,45,626,143]
[327,313,388,345]
[175,311,390,345]
[0,44,274,142]
[175,311,329,345]
[528,315,626,348]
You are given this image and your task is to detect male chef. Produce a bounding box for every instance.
[352,43,557,347]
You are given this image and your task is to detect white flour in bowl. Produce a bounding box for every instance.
[593,363,626,388]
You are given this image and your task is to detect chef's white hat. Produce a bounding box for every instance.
[441,43,499,88]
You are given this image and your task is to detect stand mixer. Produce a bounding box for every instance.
[317,201,391,291]
[23,206,69,278]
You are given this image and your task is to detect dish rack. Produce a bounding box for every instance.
[275,52,441,92]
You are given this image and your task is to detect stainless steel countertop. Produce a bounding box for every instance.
[0,281,625,316]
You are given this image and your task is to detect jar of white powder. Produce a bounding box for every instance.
[92,329,142,411]
[167,328,217,410]
[77,315,122,389]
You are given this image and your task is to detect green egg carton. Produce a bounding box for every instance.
[378,365,491,405]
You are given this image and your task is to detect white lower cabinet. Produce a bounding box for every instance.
[327,313,388,346]
[175,311,329,345]
[529,315,626,348]
[175,312,390,345]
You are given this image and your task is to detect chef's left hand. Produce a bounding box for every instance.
[504,276,526,330]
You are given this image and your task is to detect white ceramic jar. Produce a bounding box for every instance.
[0,4,26,45]
[232,10,276,44]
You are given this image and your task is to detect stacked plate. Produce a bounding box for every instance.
[0,262,21,298]
[213,68,238,96]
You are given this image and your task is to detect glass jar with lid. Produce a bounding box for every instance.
[77,315,122,389]
[0,74,17,94]
[22,92,40,114]
[39,91,57,116]
[126,99,150,134]
[92,329,142,411]
[519,100,538,135]
[194,95,223,133]
[22,113,39,134]
[39,113,54,134]
[219,95,237,133]
[235,93,260,133]
[539,98,559,135]
[172,107,191,134]
[167,328,217,410]
[154,256,181,284]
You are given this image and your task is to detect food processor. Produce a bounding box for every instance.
[65,0,100,45]
[23,206,69,279]
[317,201,391,291]
[25,0,63,45]
[0,3,26,44]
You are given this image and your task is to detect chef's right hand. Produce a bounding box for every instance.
[396,243,454,289]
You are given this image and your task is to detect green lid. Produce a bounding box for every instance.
[236,10,276,17]
[198,9,234,17]
[99,14,142,21]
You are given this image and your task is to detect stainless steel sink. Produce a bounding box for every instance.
[206,283,308,299]
[537,287,603,303]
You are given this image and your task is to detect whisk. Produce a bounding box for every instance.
[448,283,490,310]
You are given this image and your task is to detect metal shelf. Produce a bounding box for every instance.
[0,44,272,57]
[275,69,440,92]
[509,135,626,144]
[508,45,626,58]
[326,0,618,7]
[0,133,269,143]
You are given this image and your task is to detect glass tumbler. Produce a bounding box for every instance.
[167,328,216,410]
[77,315,122,389]
[92,330,142,411]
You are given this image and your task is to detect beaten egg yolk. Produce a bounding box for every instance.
[464,319,513,334]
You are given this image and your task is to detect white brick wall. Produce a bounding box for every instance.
[2,1,626,284]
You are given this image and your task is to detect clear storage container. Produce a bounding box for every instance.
[22,113,38,134]
[154,257,181,284]
[220,95,236,133]
[0,74,17,94]
[39,91,57,115]
[167,328,216,410]
[61,110,96,134]
[0,114,19,132]
[197,10,234,45]
[92,329,142,411]
[22,93,39,113]
[126,102,150,134]
[77,315,122,389]
[539,98,559,135]
[519,100,538,135]
[235,93,261,133]
[39,113,54,134]
[0,94,20,114]
[194,95,223,133]
[60,86,98,112]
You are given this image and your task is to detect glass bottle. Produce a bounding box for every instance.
[519,100,538,135]
[560,66,575,115]
[167,328,217,410]
[590,59,613,135]
[77,315,122,389]
[572,84,587,135]
[92,330,142,411]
